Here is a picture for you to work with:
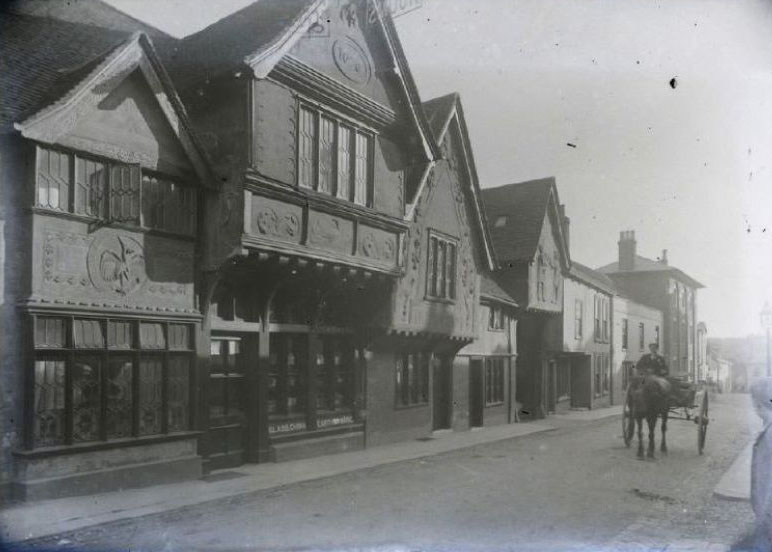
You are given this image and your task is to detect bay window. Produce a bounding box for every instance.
[31,316,194,449]
[297,103,373,206]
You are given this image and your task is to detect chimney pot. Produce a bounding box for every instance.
[661,249,668,265]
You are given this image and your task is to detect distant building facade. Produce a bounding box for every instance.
[598,231,703,380]
[482,178,571,419]
[559,262,615,410]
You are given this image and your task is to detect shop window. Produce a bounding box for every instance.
[35,145,197,236]
[30,317,193,448]
[395,352,430,407]
[594,355,602,398]
[427,233,457,301]
[297,104,373,207]
[602,354,610,395]
[316,337,355,414]
[484,358,505,406]
[268,334,307,420]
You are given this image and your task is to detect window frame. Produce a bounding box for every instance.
[27,314,195,450]
[394,352,430,408]
[574,299,583,340]
[34,144,198,238]
[488,305,505,331]
[484,357,505,406]
[295,100,375,208]
[639,322,645,351]
[426,230,459,302]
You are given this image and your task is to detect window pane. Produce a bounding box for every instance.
[35,317,66,348]
[106,357,133,439]
[354,132,369,205]
[75,156,107,217]
[337,126,353,200]
[37,146,70,211]
[72,357,101,442]
[138,358,163,435]
[109,164,140,224]
[428,237,437,297]
[34,359,66,447]
[446,243,456,299]
[437,241,446,298]
[168,356,190,432]
[318,116,335,194]
[299,107,316,189]
[139,323,166,349]
[73,319,105,349]
[107,320,133,349]
[168,324,191,350]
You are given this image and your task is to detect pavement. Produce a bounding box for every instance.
[0,406,621,544]
[712,398,764,503]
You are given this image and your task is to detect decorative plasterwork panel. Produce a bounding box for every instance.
[307,210,354,254]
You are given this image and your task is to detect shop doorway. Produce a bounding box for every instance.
[469,359,484,427]
[204,336,249,470]
[432,356,452,431]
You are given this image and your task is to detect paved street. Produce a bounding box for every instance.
[20,393,757,551]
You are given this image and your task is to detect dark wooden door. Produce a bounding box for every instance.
[432,356,452,430]
[205,336,249,471]
[469,359,484,427]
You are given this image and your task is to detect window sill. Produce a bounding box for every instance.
[14,431,203,460]
[27,207,196,241]
[424,296,455,305]
[393,402,430,411]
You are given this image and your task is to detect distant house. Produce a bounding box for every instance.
[611,295,664,403]
[560,262,615,410]
[598,231,704,380]
[481,178,571,419]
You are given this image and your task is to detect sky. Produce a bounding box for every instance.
[106,0,772,338]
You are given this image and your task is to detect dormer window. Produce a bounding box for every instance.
[298,104,373,207]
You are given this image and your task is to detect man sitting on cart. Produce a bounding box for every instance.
[634,343,672,395]
[635,343,692,405]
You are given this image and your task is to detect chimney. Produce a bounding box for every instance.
[618,230,636,270]
[660,249,668,265]
[559,204,570,251]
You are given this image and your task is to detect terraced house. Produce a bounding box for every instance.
[0,0,519,501]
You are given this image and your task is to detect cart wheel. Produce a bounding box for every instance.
[622,389,634,448]
[695,391,709,455]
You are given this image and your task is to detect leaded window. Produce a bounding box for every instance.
[427,233,458,301]
[35,145,196,236]
[484,358,505,405]
[30,316,194,449]
[395,352,430,407]
[296,103,373,206]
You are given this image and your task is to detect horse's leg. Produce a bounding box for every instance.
[660,409,668,454]
[647,415,656,458]
[636,416,644,459]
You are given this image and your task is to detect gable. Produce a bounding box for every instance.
[15,33,211,185]
[287,1,407,117]
[62,70,193,177]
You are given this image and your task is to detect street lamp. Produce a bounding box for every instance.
[761,302,772,377]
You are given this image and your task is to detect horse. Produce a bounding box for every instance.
[626,375,672,459]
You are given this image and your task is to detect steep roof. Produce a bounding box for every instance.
[480,273,519,308]
[481,178,570,267]
[0,12,132,131]
[597,255,704,289]
[422,93,458,143]
[166,0,315,89]
[418,93,496,271]
[568,261,617,295]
